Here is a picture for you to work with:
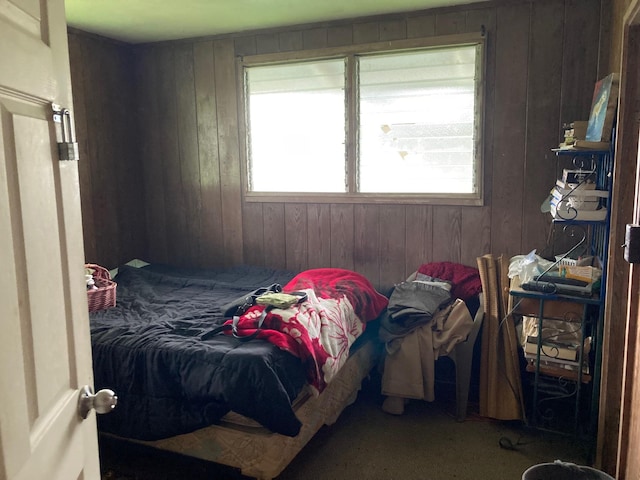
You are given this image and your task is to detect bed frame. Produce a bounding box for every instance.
[112,336,380,480]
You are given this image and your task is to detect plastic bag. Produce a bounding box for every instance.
[508,250,554,284]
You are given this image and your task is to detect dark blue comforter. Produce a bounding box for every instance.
[89,264,307,440]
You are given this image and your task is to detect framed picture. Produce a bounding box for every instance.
[585,73,620,142]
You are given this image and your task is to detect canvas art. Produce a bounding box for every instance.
[585,73,620,142]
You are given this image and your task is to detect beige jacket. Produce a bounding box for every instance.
[382,298,473,402]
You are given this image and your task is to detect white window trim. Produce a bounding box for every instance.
[238,32,486,206]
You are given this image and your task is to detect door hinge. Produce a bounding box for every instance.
[52,103,79,161]
[623,224,640,263]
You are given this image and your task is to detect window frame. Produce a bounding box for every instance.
[238,32,486,206]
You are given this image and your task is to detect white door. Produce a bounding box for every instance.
[0,0,102,479]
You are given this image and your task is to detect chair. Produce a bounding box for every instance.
[381,281,484,421]
[405,271,485,421]
[446,294,484,421]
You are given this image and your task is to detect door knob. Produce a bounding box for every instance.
[78,385,118,419]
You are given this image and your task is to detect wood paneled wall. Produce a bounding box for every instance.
[118,0,602,293]
[68,31,147,268]
[68,0,605,291]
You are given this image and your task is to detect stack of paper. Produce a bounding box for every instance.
[549,179,608,221]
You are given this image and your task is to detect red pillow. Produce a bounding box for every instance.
[284,268,389,322]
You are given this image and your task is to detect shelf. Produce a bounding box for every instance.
[551,218,607,225]
[525,363,592,384]
[511,145,612,445]
[553,147,610,155]
[549,209,607,223]
[509,285,602,306]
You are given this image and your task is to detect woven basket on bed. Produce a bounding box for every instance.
[86,264,117,312]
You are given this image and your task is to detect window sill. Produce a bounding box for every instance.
[244,192,484,206]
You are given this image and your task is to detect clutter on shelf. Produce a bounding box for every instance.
[508,250,601,297]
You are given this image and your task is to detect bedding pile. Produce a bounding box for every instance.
[89,264,386,441]
[228,268,389,393]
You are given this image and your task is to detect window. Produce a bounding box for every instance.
[242,34,485,204]
[246,59,347,193]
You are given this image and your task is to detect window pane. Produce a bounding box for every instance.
[358,46,478,194]
[246,60,347,193]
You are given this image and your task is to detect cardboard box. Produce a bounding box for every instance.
[513,297,585,321]
[509,276,586,320]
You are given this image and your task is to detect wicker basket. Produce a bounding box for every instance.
[86,264,117,312]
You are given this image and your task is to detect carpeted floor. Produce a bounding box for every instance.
[99,367,591,480]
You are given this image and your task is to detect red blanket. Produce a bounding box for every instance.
[417,261,482,301]
[228,268,388,393]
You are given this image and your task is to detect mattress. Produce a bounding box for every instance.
[118,331,381,480]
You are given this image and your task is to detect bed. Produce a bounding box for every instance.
[89,262,388,479]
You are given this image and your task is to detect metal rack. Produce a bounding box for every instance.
[509,144,614,454]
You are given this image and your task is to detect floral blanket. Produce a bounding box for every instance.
[227,268,389,393]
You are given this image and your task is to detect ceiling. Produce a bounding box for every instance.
[64,0,485,44]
